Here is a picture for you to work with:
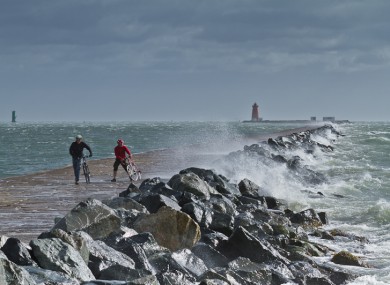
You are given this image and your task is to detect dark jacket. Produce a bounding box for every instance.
[69,141,92,158]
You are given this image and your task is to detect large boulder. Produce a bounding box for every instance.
[133,206,201,251]
[217,226,289,264]
[168,172,216,199]
[101,235,155,273]
[226,257,274,284]
[181,202,213,228]
[98,264,153,282]
[191,243,229,269]
[38,228,90,264]
[0,251,36,285]
[179,167,240,196]
[76,231,137,279]
[102,197,148,213]
[171,249,208,278]
[29,238,95,281]
[238,178,262,197]
[135,193,181,213]
[289,208,323,228]
[331,250,369,267]
[52,198,121,240]
[1,237,35,266]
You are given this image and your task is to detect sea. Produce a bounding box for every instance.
[0,121,390,284]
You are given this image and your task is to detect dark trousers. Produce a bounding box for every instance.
[72,157,81,181]
[113,158,127,171]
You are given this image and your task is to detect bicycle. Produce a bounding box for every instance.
[82,155,91,184]
[123,157,142,181]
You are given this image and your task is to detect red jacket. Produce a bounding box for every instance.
[114,145,131,160]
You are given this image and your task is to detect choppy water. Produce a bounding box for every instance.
[1,121,390,284]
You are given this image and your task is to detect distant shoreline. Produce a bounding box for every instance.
[242,119,350,124]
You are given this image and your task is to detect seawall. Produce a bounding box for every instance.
[0,125,323,243]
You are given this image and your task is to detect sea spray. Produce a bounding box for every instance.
[211,125,339,207]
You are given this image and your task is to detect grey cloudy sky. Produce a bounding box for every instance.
[1,0,390,122]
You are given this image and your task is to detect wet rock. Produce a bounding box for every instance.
[288,261,332,284]
[264,196,285,210]
[0,235,9,247]
[205,194,237,216]
[318,263,357,285]
[0,237,35,266]
[268,137,284,149]
[38,228,90,264]
[289,208,323,228]
[329,228,369,243]
[148,252,192,277]
[226,257,273,284]
[217,226,289,264]
[133,206,201,251]
[168,172,216,199]
[81,281,128,285]
[272,154,288,163]
[82,277,159,285]
[318,212,329,225]
[76,231,137,279]
[0,252,36,285]
[288,239,328,258]
[243,143,271,158]
[199,230,229,248]
[98,264,152,281]
[180,167,240,196]
[126,232,170,258]
[199,279,230,285]
[119,182,142,197]
[209,211,234,237]
[156,270,197,284]
[199,270,232,284]
[102,235,155,273]
[135,192,181,213]
[139,177,163,192]
[176,191,202,207]
[181,201,213,228]
[171,248,208,278]
[52,198,121,240]
[114,209,146,228]
[287,156,302,169]
[238,178,262,197]
[236,195,267,210]
[29,238,95,281]
[331,250,369,267]
[311,230,335,240]
[191,243,229,268]
[148,181,182,199]
[24,266,79,285]
[102,197,148,213]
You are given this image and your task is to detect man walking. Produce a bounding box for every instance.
[69,135,92,185]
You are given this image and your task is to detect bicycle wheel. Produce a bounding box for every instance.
[129,165,140,181]
[83,163,90,184]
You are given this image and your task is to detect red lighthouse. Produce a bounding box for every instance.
[251,103,260,121]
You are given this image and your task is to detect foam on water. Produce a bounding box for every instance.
[209,122,390,284]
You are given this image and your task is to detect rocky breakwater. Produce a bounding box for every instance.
[0,125,369,284]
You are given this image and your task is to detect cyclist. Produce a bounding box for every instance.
[111,139,132,182]
[69,135,92,185]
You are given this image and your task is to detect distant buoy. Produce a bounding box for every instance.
[12,111,16,123]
